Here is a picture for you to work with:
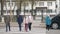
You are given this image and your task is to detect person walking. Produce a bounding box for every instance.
[45,15,51,31]
[4,16,11,32]
[28,14,33,31]
[17,15,23,31]
[23,16,29,32]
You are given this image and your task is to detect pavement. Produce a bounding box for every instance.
[0,21,46,34]
[0,27,60,34]
[0,27,46,34]
[46,29,60,34]
[0,23,60,34]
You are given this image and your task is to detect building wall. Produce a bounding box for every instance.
[0,0,57,22]
[21,1,56,15]
[59,0,60,13]
[0,1,56,15]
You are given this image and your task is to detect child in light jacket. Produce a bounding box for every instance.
[28,15,33,31]
[23,16,29,32]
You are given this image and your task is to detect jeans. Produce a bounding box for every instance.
[28,23,32,31]
[18,23,22,31]
[6,23,10,32]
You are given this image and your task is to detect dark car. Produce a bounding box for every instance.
[50,14,60,29]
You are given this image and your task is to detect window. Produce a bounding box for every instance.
[36,10,41,15]
[34,1,38,6]
[59,2,60,7]
[39,2,44,6]
[55,9,56,12]
[47,2,52,6]
[47,9,52,13]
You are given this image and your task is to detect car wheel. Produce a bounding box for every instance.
[52,23,58,29]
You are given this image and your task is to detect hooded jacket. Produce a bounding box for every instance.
[45,16,51,25]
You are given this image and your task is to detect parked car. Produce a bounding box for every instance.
[50,14,60,29]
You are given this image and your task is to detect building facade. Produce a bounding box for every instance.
[0,0,57,22]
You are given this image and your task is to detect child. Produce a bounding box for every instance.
[23,16,29,32]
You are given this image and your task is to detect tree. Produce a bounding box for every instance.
[31,0,34,16]
[31,0,35,19]
[16,0,22,16]
[20,0,22,12]
[1,0,4,16]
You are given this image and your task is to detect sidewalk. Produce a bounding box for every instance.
[0,21,46,34]
[0,22,46,28]
[0,27,46,34]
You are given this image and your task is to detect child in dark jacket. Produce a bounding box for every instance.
[17,15,23,31]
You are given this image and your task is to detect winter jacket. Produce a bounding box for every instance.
[17,15,23,24]
[28,16,33,23]
[45,16,51,25]
[4,16,10,24]
[23,17,29,24]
